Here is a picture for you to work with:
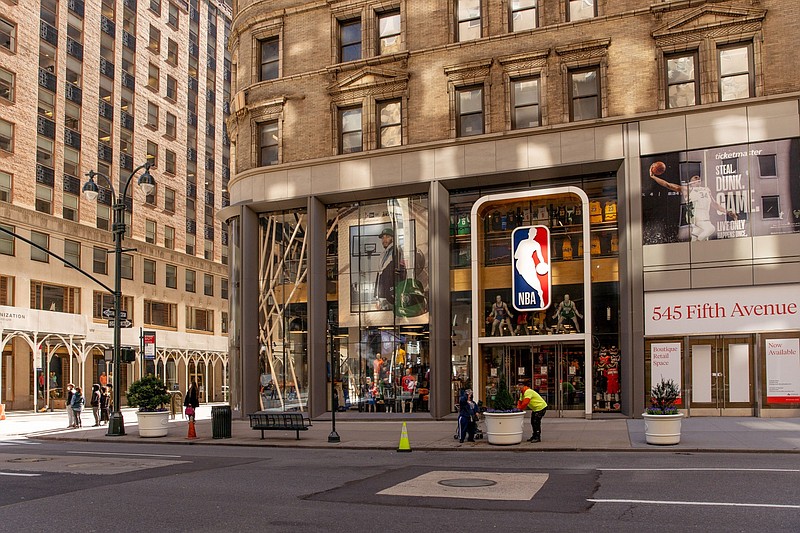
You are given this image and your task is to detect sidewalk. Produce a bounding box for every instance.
[2,406,799,452]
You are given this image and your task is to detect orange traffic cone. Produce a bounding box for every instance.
[187,419,197,439]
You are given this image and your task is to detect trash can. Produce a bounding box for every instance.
[211,405,232,439]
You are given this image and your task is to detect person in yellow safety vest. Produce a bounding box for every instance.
[517,385,548,443]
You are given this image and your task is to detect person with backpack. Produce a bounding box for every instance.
[90,384,102,426]
[70,386,85,428]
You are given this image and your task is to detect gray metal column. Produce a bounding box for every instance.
[307,196,328,418]
[429,181,452,419]
[239,206,261,418]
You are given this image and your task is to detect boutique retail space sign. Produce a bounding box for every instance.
[644,284,799,336]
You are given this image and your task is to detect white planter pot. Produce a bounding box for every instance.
[137,411,170,437]
[643,413,683,445]
[483,411,526,445]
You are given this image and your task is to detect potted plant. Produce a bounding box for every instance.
[127,375,172,437]
[642,378,684,445]
[482,376,526,445]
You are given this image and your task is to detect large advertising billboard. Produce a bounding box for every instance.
[641,138,800,244]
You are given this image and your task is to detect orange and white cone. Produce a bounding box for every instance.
[187,419,197,439]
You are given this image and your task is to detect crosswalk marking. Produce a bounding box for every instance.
[0,472,41,477]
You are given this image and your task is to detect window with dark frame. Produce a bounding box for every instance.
[35,184,53,214]
[0,66,14,102]
[0,171,9,202]
[93,246,108,275]
[456,0,481,42]
[121,253,133,280]
[165,264,177,288]
[377,10,401,55]
[719,43,753,102]
[164,187,176,212]
[457,86,484,137]
[666,51,699,109]
[63,193,79,222]
[143,259,156,285]
[259,121,278,166]
[64,239,80,268]
[340,19,362,62]
[259,37,279,81]
[339,106,363,153]
[512,77,540,129]
[185,269,196,292]
[167,39,178,66]
[378,99,401,148]
[510,0,537,32]
[145,219,156,244]
[203,273,213,296]
[569,67,600,121]
[0,16,16,53]
[147,101,159,128]
[148,25,160,54]
[30,230,49,262]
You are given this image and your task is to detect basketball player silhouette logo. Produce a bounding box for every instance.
[512,226,551,311]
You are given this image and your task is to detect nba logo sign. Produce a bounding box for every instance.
[511,226,551,311]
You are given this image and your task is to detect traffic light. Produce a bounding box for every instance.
[121,347,137,363]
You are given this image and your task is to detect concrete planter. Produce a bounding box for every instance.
[643,413,684,445]
[483,411,525,445]
[137,411,170,437]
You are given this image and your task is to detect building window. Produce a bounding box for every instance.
[64,239,80,268]
[719,43,753,102]
[457,86,484,137]
[203,273,213,296]
[568,0,596,22]
[512,77,540,129]
[166,75,177,101]
[65,102,80,132]
[30,231,49,262]
[92,292,133,321]
[377,10,401,55]
[510,0,537,32]
[63,193,79,222]
[340,19,362,62]
[0,275,13,306]
[168,3,179,29]
[204,238,213,260]
[666,52,699,109]
[145,219,156,244]
[143,259,156,284]
[378,99,402,148]
[149,0,161,16]
[221,311,228,334]
[259,121,278,166]
[221,278,228,299]
[147,140,158,167]
[144,300,177,328]
[97,204,111,231]
[148,25,160,54]
[147,101,159,128]
[31,282,80,313]
[0,16,16,52]
[165,149,176,174]
[148,63,160,91]
[0,170,11,203]
[164,225,175,249]
[0,223,14,256]
[35,185,53,214]
[569,67,600,121]
[165,112,177,138]
[0,66,14,102]
[186,307,213,332]
[164,187,176,212]
[121,253,133,280]
[165,264,177,288]
[167,38,178,66]
[186,233,195,256]
[456,0,481,42]
[259,37,279,81]
[0,118,14,152]
[185,269,196,292]
[339,106,363,154]
[93,246,108,275]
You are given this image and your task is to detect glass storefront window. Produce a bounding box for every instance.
[325,195,430,414]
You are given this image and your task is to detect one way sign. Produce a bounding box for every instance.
[108,319,133,328]
[102,309,127,319]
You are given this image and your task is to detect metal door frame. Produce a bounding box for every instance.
[687,335,754,416]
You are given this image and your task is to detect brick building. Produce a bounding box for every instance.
[0,0,232,411]
[222,0,800,420]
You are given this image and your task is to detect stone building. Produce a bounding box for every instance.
[0,0,232,411]
[221,0,800,420]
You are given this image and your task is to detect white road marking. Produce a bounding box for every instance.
[601,468,799,473]
[588,498,800,509]
[0,472,41,477]
[66,451,182,458]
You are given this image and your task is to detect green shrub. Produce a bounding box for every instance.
[646,378,680,415]
[489,375,521,412]
[126,375,171,412]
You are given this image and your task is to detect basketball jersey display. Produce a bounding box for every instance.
[457,214,470,235]
[610,233,618,253]
[576,238,583,257]
[591,234,601,255]
[562,237,573,260]
[589,201,603,223]
[605,367,620,394]
[604,200,617,222]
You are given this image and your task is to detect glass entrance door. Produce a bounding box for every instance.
[688,335,754,416]
[481,341,585,416]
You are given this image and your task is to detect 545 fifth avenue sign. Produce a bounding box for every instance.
[645,284,799,336]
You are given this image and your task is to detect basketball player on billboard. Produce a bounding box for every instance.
[648,161,738,241]
[512,226,550,310]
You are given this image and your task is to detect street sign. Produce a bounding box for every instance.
[108,319,133,328]
[102,309,127,319]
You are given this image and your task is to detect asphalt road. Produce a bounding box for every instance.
[0,438,797,532]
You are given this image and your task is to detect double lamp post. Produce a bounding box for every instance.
[82,162,156,437]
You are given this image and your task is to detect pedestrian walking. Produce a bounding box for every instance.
[184,380,200,422]
[65,383,75,428]
[99,386,109,424]
[70,386,85,428]
[105,384,114,422]
[90,384,102,426]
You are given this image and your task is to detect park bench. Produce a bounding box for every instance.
[248,411,311,440]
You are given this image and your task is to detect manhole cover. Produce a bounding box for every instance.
[438,478,497,488]
[8,457,51,463]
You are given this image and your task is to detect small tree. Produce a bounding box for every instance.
[490,375,519,412]
[126,375,171,412]
[646,378,680,415]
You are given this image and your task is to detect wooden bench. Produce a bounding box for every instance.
[248,411,311,440]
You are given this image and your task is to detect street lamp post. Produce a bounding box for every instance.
[83,162,156,437]
[328,320,340,443]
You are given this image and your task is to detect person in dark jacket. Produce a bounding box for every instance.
[70,386,85,428]
[184,380,200,422]
[90,384,102,426]
[457,389,478,443]
[99,386,109,424]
